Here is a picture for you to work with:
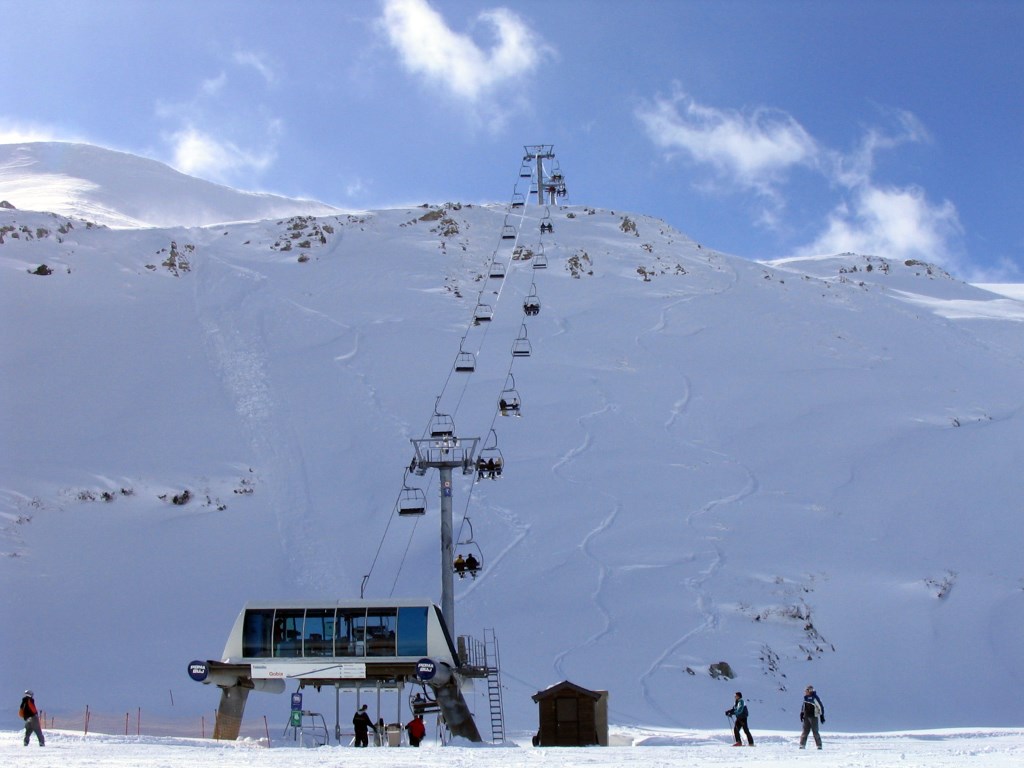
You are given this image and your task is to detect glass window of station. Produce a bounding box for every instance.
[241,605,429,659]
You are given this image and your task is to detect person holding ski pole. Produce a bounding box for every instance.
[726,691,753,746]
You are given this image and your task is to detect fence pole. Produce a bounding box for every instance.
[125,712,129,736]
[137,707,141,737]
[264,715,271,747]
[84,705,90,736]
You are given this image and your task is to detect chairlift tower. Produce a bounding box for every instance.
[410,427,479,635]
[523,144,566,205]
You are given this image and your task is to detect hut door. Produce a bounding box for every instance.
[555,697,580,745]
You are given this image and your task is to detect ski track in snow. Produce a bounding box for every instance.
[546,390,622,677]
[551,498,620,679]
[637,449,760,724]
[193,251,322,591]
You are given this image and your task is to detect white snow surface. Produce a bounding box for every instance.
[2,143,1023,744]
[3,728,1024,768]
[0,142,341,228]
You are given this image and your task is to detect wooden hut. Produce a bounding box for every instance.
[531,680,608,747]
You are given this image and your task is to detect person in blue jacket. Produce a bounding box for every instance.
[726,691,753,746]
[799,685,825,749]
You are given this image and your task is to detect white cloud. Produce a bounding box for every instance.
[233,50,278,86]
[154,51,284,185]
[829,108,931,188]
[636,90,819,193]
[167,126,275,182]
[199,72,228,97]
[0,120,79,144]
[380,0,549,102]
[800,185,963,267]
[638,91,966,271]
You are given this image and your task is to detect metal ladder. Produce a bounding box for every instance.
[484,627,505,743]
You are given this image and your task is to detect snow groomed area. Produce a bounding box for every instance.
[4,727,1024,768]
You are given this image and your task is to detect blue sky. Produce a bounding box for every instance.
[2,0,1021,280]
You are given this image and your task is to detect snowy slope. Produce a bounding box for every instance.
[0,142,341,228]
[1,147,1023,738]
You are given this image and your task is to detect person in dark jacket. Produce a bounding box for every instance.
[799,685,825,749]
[726,691,753,746]
[352,704,375,747]
[20,690,45,746]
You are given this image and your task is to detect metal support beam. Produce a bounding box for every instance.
[410,433,479,636]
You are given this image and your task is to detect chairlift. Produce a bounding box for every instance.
[475,429,504,481]
[410,687,440,715]
[489,260,506,280]
[499,374,521,416]
[523,286,541,316]
[532,248,548,269]
[539,218,553,234]
[454,518,484,579]
[511,324,532,357]
[474,303,493,324]
[511,192,525,209]
[501,224,517,240]
[398,473,427,516]
[429,412,456,439]
[455,347,475,373]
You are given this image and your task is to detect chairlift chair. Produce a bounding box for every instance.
[512,324,532,357]
[455,348,476,373]
[475,429,504,481]
[410,687,440,715]
[501,224,517,240]
[429,412,456,439]
[511,192,526,209]
[489,260,506,279]
[474,303,493,324]
[499,374,521,416]
[523,287,541,316]
[532,249,548,269]
[398,478,427,516]
[454,518,484,578]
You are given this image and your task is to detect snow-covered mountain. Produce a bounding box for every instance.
[0,142,341,228]
[2,142,1023,737]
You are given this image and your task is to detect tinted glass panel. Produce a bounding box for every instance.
[397,606,428,656]
[336,608,366,657]
[303,609,335,657]
[365,608,397,656]
[274,610,305,657]
[242,609,274,657]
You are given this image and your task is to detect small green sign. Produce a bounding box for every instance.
[290,710,303,727]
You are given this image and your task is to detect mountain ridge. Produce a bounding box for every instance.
[2,145,1023,735]
[0,141,342,228]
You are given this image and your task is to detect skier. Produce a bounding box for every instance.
[725,691,753,746]
[20,690,45,747]
[799,685,825,749]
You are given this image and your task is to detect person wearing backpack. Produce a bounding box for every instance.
[725,691,754,746]
[799,685,825,749]
[20,690,45,746]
